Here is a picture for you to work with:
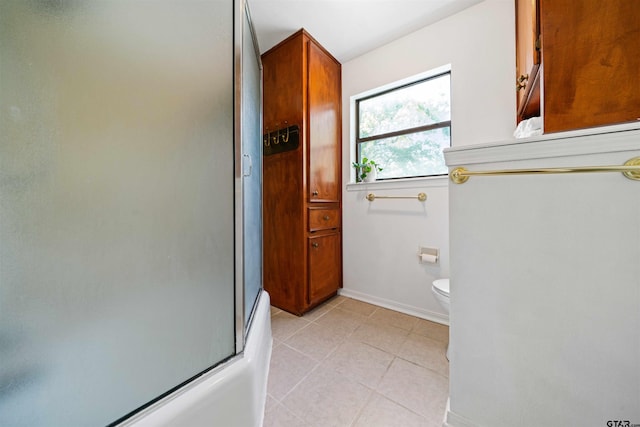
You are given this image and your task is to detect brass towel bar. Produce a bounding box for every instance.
[366,192,427,202]
[450,156,640,184]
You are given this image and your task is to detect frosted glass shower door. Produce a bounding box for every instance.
[0,1,236,426]
[241,1,263,325]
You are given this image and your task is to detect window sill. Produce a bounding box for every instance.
[345,175,448,192]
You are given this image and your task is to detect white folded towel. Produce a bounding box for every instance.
[514,116,542,138]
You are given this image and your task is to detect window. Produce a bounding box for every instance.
[355,71,451,180]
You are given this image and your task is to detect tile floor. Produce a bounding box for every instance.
[264,295,450,427]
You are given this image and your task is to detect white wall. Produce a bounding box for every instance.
[341,0,516,322]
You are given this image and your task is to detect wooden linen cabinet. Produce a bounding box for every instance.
[262,29,342,315]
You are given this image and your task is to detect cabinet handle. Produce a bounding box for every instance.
[311,242,319,248]
[312,190,319,196]
[323,215,330,221]
[516,74,529,90]
[243,154,252,177]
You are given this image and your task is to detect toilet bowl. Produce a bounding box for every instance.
[431,278,450,359]
[431,278,450,314]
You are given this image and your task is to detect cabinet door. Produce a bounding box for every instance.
[515,0,540,121]
[541,0,640,133]
[308,233,341,305]
[261,33,304,135]
[307,41,341,203]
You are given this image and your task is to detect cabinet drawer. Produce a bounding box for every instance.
[308,208,340,231]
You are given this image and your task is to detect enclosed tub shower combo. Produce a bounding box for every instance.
[0,1,271,426]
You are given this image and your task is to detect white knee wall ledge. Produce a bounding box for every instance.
[444,126,640,426]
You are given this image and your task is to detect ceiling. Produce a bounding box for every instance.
[247,0,483,63]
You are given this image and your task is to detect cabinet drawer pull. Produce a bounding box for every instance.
[308,209,340,231]
[311,242,319,248]
[312,190,319,196]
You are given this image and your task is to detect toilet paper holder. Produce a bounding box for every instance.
[418,247,439,264]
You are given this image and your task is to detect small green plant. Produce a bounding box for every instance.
[352,157,383,182]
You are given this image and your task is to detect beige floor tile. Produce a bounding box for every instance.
[265,298,450,427]
[313,307,368,336]
[322,340,394,389]
[271,310,312,341]
[411,318,449,344]
[368,307,418,331]
[273,337,283,349]
[397,333,449,377]
[350,321,409,354]
[302,302,334,322]
[282,365,372,427]
[353,392,435,427]
[285,322,348,361]
[268,344,318,400]
[271,306,283,316]
[265,394,279,414]
[263,402,312,427]
[377,358,449,419]
[325,295,347,307]
[338,298,378,317]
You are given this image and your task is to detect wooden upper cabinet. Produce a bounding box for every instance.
[540,0,640,133]
[262,36,304,133]
[308,41,341,203]
[515,0,541,122]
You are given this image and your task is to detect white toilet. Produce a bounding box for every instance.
[431,278,450,359]
[431,278,450,314]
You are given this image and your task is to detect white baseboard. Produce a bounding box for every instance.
[443,403,479,427]
[338,288,449,326]
[437,390,479,427]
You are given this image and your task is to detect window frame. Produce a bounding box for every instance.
[354,70,452,181]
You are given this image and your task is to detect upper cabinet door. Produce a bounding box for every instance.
[307,40,341,203]
[541,0,640,133]
[515,0,541,121]
[261,36,304,134]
